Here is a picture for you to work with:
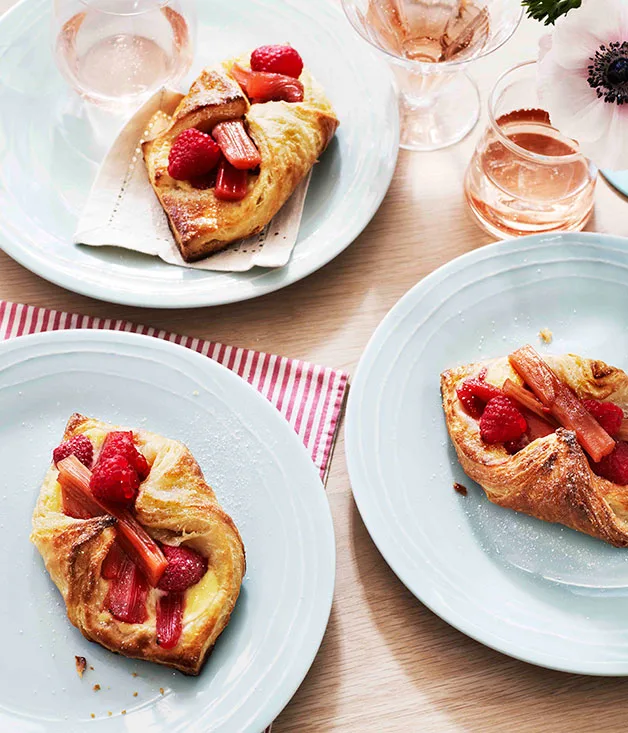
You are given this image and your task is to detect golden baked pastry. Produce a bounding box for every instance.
[441,347,628,547]
[30,414,245,675]
[142,52,339,262]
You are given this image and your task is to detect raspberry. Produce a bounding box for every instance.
[167,129,221,181]
[583,399,623,437]
[592,441,628,484]
[479,396,528,444]
[53,434,94,468]
[157,545,207,592]
[456,378,502,418]
[90,455,140,506]
[250,45,304,79]
[99,431,150,481]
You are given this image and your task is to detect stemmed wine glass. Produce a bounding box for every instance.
[341,0,523,151]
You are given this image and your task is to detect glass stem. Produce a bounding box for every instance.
[393,66,457,109]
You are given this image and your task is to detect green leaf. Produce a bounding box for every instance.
[522,0,582,24]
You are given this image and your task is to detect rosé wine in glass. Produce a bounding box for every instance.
[341,0,522,151]
[54,0,195,109]
[464,61,597,238]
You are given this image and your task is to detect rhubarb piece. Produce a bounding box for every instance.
[502,378,552,420]
[583,399,624,437]
[113,514,168,588]
[101,541,128,580]
[61,482,96,520]
[509,346,616,462]
[592,441,628,485]
[479,395,528,444]
[105,556,149,624]
[90,455,140,506]
[156,592,184,649]
[53,434,94,469]
[525,411,557,441]
[58,460,106,518]
[215,159,248,201]
[231,64,304,103]
[167,128,221,181]
[98,431,150,481]
[157,544,207,592]
[57,456,167,586]
[250,45,304,79]
[212,120,261,170]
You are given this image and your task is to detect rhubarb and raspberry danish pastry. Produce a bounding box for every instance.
[441,346,628,547]
[30,414,245,675]
[142,44,339,262]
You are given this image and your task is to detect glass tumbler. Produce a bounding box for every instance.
[53,0,195,109]
[341,0,523,151]
[464,61,597,238]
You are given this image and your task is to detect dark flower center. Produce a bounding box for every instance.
[608,58,628,85]
[588,41,628,104]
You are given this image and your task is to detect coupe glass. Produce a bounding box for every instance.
[341,0,523,151]
[53,0,195,110]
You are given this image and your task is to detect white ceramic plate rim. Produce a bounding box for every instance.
[0,328,336,729]
[0,0,399,309]
[345,230,628,676]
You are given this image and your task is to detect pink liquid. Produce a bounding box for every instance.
[76,34,170,98]
[364,0,490,62]
[464,109,596,237]
[56,8,192,106]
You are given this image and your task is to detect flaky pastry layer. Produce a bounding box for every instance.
[142,54,339,261]
[30,414,245,674]
[441,354,628,547]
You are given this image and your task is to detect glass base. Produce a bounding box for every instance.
[398,73,480,152]
[465,189,596,239]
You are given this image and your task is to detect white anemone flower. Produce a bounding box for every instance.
[537,0,628,170]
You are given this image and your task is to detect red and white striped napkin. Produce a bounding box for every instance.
[1,300,348,732]
[0,300,348,482]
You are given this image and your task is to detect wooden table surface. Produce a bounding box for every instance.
[3,3,628,730]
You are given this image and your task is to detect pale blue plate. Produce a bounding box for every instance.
[0,330,335,732]
[603,170,628,201]
[0,0,398,308]
[346,231,628,675]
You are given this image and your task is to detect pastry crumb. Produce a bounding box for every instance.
[75,656,87,678]
[453,482,468,496]
[108,711,112,717]
[133,691,138,697]
[192,390,200,396]
[160,687,165,695]
[90,713,95,719]
[131,672,138,677]
[89,666,94,671]
[121,710,127,715]
[93,684,101,692]
[539,328,553,344]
